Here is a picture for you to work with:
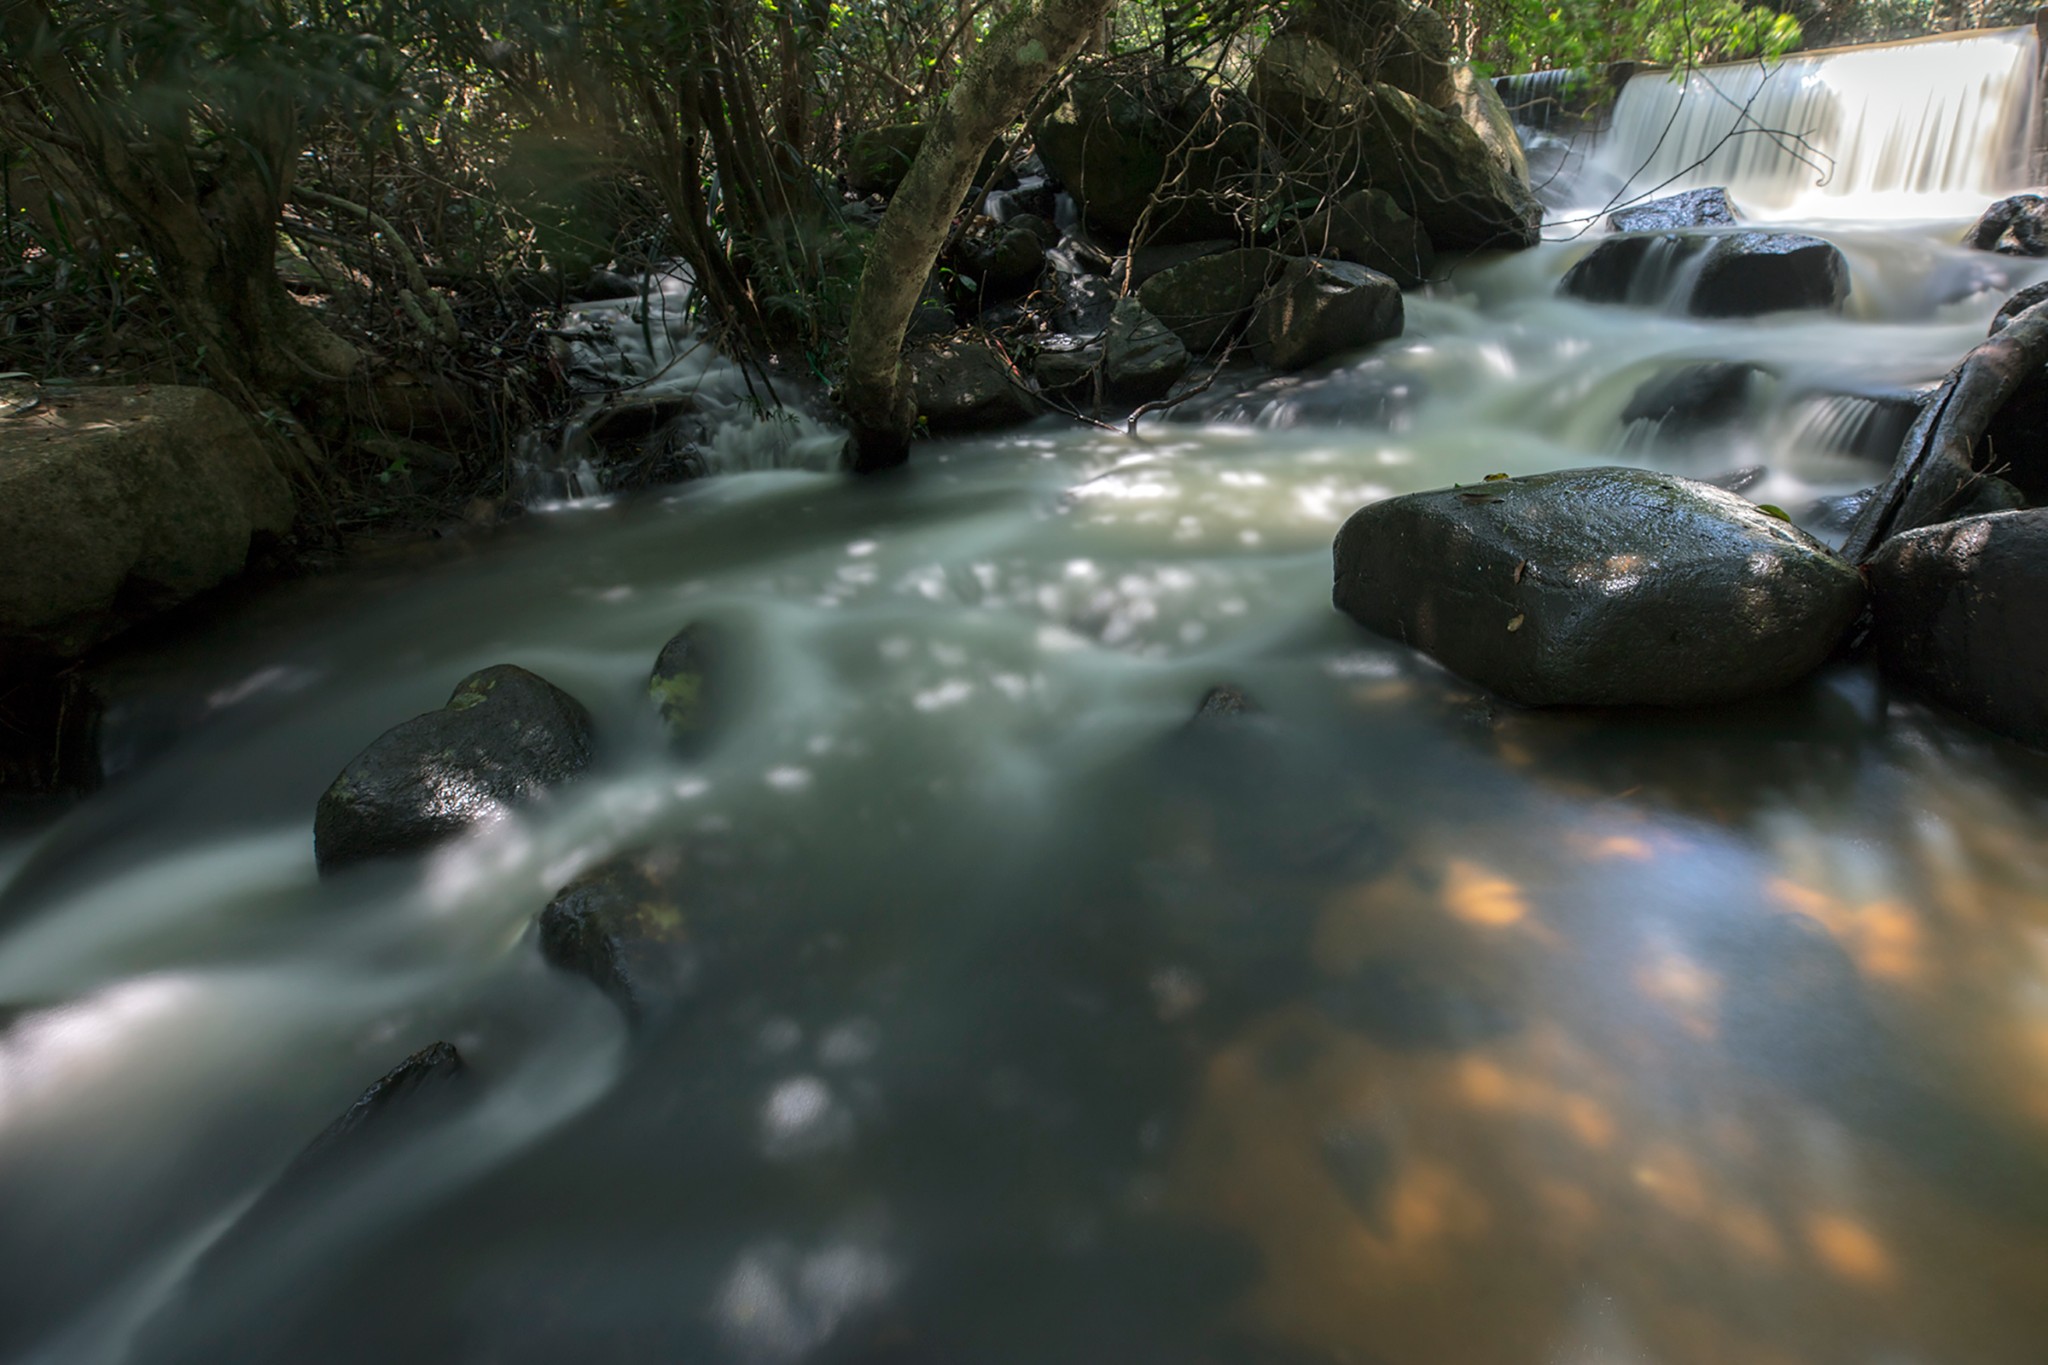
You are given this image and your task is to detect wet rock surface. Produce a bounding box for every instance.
[1691,230,1850,317]
[536,840,783,1021]
[1608,186,1739,232]
[313,665,595,873]
[1137,248,1281,355]
[1104,298,1190,401]
[1869,509,2048,748]
[1282,188,1434,288]
[648,621,727,752]
[1562,230,1848,316]
[1249,257,1404,371]
[909,338,1040,431]
[1965,193,2048,256]
[1332,467,1866,707]
[1621,362,1765,438]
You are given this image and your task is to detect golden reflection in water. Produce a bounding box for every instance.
[1174,808,2048,1365]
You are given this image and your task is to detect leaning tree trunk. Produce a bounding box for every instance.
[840,0,1120,471]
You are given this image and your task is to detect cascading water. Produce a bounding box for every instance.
[516,266,847,501]
[8,27,2048,1365]
[1579,27,2041,218]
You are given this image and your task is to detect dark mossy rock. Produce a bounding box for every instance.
[845,123,925,196]
[1126,238,1236,288]
[1336,81,1540,251]
[955,221,1047,298]
[1189,685,1257,726]
[1034,72,1260,242]
[1991,280,2048,334]
[649,621,727,752]
[1965,193,2048,256]
[313,665,595,874]
[1869,509,2048,748]
[1032,333,1105,393]
[1249,257,1403,372]
[1282,0,1460,108]
[1690,231,1849,317]
[1137,248,1282,355]
[1558,233,1682,305]
[1621,362,1766,438]
[536,841,778,1020]
[1104,298,1190,402]
[1332,467,1866,707]
[1562,230,1846,317]
[910,337,1041,431]
[1608,186,1739,232]
[1282,188,1435,288]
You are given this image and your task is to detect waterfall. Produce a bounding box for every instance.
[1584,27,2042,217]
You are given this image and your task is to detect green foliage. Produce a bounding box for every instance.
[1471,0,1802,73]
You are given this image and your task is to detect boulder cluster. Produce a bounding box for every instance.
[1329,187,2048,751]
[845,0,1539,433]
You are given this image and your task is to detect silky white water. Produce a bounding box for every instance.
[1573,27,2040,221]
[6,33,2048,1365]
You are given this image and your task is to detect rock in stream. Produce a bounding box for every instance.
[1332,467,1866,707]
[313,665,594,873]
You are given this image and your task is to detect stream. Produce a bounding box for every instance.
[7,29,2048,1365]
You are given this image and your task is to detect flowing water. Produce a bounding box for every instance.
[9,33,2048,1365]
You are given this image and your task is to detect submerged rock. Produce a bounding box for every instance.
[1248,257,1403,372]
[1331,467,1865,707]
[1104,298,1190,401]
[1608,187,1738,232]
[1690,231,1850,317]
[1620,362,1765,438]
[910,338,1040,431]
[1189,685,1257,726]
[649,621,726,752]
[1965,193,2048,256]
[1281,188,1435,288]
[1869,509,2048,747]
[313,665,595,873]
[1137,248,1281,355]
[537,841,776,1020]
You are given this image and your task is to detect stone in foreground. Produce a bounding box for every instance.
[1332,468,1865,707]
[1868,510,2048,748]
[1104,298,1189,402]
[1249,258,1403,372]
[314,665,594,873]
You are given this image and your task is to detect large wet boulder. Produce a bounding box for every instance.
[1104,298,1190,401]
[1137,248,1281,354]
[1332,467,1866,707]
[1561,230,1847,316]
[1348,82,1542,251]
[909,337,1040,431]
[1868,510,2048,747]
[1965,193,2048,256]
[1249,257,1404,371]
[1281,188,1434,288]
[1608,187,1738,232]
[1033,72,1259,242]
[313,665,595,873]
[0,382,294,664]
[1690,231,1850,317]
[1283,0,1459,109]
[1450,61,1529,187]
[1250,36,1539,252]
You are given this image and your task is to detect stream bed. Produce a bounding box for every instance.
[8,40,2048,1365]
